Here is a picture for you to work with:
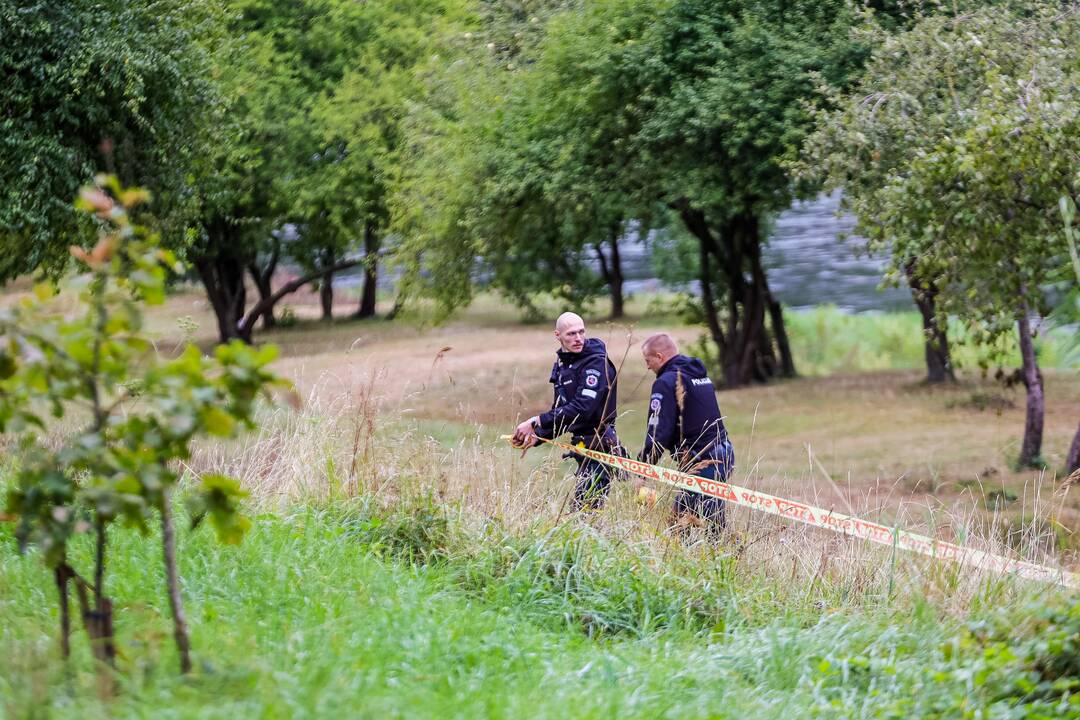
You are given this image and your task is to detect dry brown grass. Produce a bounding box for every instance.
[131,280,1077,560]
[181,379,1076,615]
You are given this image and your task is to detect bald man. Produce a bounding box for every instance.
[639,332,734,536]
[512,312,624,509]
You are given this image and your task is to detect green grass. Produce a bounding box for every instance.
[783,306,1077,376]
[2,502,1076,719]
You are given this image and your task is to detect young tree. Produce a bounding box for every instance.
[1,177,283,675]
[802,3,1080,467]
[1058,197,1080,474]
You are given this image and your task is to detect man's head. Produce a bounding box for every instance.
[641,332,678,374]
[554,312,586,353]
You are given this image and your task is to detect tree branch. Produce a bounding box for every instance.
[238,257,365,333]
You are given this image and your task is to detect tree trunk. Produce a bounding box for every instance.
[55,563,72,660]
[699,242,725,357]
[675,204,783,388]
[194,223,248,343]
[724,215,770,386]
[905,260,954,383]
[320,271,334,321]
[247,241,280,330]
[387,293,404,320]
[79,518,116,670]
[1016,297,1045,468]
[1065,422,1080,475]
[768,298,796,378]
[608,230,625,319]
[594,227,625,319]
[357,222,378,318]
[161,497,192,674]
[72,571,115,696]
[241,258,363,333]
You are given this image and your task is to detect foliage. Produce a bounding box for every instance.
[0,0,220,282]
[399,0,867,382]
[800,2,1080,352]
[188,0,472,335]
[800,1,1080,465]
[0,176,284,668]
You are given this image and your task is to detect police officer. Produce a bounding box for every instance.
[638,332,734,535]
[512,312,624,509]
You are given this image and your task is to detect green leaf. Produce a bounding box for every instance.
[201,406,237,437]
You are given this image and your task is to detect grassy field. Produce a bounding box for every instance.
[1,285,1078,718]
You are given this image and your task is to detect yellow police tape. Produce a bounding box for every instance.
[502,434,1079,590]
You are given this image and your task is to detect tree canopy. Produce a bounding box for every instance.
[399,0,867,384]
[0,0,219,280]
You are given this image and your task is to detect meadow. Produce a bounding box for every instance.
[1,286,1078,718]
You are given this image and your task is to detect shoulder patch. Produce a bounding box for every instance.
[649,397,661,412]
[585,374,598,387]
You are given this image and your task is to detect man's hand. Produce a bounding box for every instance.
[512,416,539,457]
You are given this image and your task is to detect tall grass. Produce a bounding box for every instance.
[2,374,1077,717]
[784,306,1077,375]
[185,389,1075,614]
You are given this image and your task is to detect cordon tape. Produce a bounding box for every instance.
[502,434,1079,590]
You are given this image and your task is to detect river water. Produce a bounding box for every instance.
[619,193,912,313]
[337,194,913,314]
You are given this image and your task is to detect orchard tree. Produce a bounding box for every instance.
[802,3,1080,468]
[191,0,468,338]
[0,0,218,283]
[190,0,358,340]
[1,177,284,676]
[400,0,867,384]
[302,0,472,321]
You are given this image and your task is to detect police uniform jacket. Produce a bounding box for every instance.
[536,338,618,443]
[639,354,729,467]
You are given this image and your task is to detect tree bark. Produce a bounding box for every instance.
[1066,422,1080,475]
[725,215,770,385]
[74,519,116,671]
[247,240,280,330]
[160,497,192,674]
[905,260,954,383]
[72,571,116,692]
[675,203,784,388]
[194,223,248,343]
[699,241,725,356]
[357,222,379,318]
[387,293,404,320]
[55,563,72,660]
[768,298,796,378]
[593,226,625,319]
[1016,296,1045,468]
[320,271,334,321]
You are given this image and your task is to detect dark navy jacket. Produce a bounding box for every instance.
[536,338,618,442]
[639,354,729,467]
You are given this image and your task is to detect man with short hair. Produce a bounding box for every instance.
[512,312,624,509]
[638,332,734,535]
